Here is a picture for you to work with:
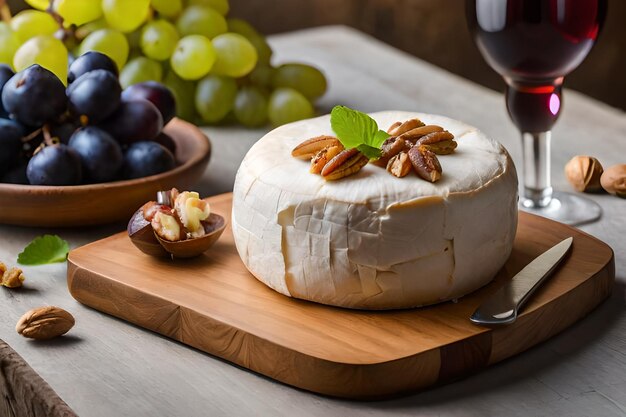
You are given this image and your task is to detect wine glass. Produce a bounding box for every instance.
[466,0,607,225]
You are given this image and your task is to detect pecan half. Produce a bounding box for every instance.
[291,136,342,159]
[310,145,344,174]
[416,131,457,155]
[387,118,425,136]
[409,145,442,182]
[387,121,401,134]
[382,137,411,157]
[16,306,75,340]
[373,136,412,167]
[398,125,444,144]
[321,148,369,180]
[386,151,412,178]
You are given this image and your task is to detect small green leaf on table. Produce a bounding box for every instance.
[17,235,70,265]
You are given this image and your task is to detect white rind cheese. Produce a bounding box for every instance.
[232,111,518,309]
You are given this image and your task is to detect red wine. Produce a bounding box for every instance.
[467,0,606,132]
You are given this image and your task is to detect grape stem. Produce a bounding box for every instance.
[42,124,58,146]
[0,0,11,23]
[21,128,43,144]
[46,0,64,29]
[46,0,76,43]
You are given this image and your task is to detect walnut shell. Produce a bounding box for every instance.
[600,164,626,198]
[564,156,604,193]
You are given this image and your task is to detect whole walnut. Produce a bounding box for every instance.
[564,156,604,193]
[600,164,626,198]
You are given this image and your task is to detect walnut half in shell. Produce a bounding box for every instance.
[128,189,226,258]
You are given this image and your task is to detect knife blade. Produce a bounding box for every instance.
[470,237,573,326]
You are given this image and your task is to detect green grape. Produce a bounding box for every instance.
[170,35,216,80]
[126,49,144,63]
[102,0,150,33]
[13,35,68,83]
[0,24,20,68]
[211,33,257,78]
[187,0,229,15]
[10,10,58,42]
[141,20,179,61]
[247,36,273,66]
[227,19,273,66]
[120,57,163,88]
[226,18,260,39]
[176,5,227,39]
[249,65,275,90]
[195,74,237,123]
[220,110,238,125]
[151,0,182,18]
[24,0,48,10]
[272,63,327,100]
[55,0,103,26]
[234,86,268,127]
[79,29,130,70]
[126,28,142,50]
[160,58,171,75]
[74,18,108,40]
[268,88,314,127]
[164,71,197,122]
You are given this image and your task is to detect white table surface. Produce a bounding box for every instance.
[1,26,625,417]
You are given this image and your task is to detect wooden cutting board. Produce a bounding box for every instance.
[67,193,615,399]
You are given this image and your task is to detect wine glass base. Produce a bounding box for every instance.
[520,191,602,226]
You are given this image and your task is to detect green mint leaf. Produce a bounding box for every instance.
[357,144,383,159]
[17,235,69,265]
[371,129,390,148]
[330,106,379,149]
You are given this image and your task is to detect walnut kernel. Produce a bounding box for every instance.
[2,267,25,288]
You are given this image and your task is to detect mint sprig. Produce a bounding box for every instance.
[330,106,389,159]
[17,235,69,265]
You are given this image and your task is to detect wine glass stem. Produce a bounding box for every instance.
[521,131,553,208]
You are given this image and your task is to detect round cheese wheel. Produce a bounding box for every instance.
[232,111,518,309]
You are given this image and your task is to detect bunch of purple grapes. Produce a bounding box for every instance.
[0,51,178,186]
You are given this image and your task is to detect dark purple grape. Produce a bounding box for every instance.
[153,132,177,155]
[67,69,121,124]
[0,119,24,175]
[0,64,15,118]
[68,126,123,183]
[68,51,118,84]
[26,144,82,185]
[67,52,76,68]
[1,162,28,184]
[1,65,67,126]
[123,141,175,179]
[121,82,176,125]
[50,121,80,144]
[98,100,163,144]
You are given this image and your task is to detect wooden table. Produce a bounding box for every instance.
[1,26,625,417]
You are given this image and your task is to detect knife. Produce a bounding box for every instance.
[470,237,573,326]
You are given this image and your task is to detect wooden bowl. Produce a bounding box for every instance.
[0,119,211,227]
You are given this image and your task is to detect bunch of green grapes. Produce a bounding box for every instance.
[0,0,327,128]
